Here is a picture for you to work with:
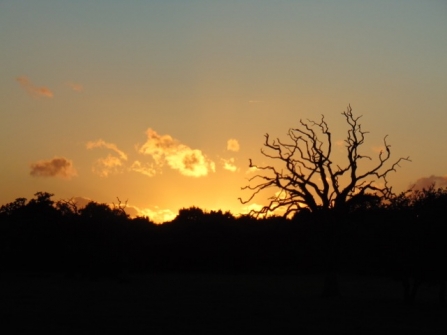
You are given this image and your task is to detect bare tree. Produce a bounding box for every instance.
[56,198,80,216]
[239,105,410,296]
[112,197,129,218]
[240,105,409,216]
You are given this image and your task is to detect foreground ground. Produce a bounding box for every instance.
[1,272,446,334]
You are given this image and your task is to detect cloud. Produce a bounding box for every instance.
[222,158,238,172]
[67,82,83,92]
[137,128,215,177]
[16,76,53,98]
[240,203,265,215]
[86,139,128,160]
[30,157,77,179]
[410,175,447,191]
[245,166,258,174]
[117,203,176,223]
[227,139,240,152]
[138,207,177,224]
[86,139,128,177]
[91,155,123,177]
[249,100,264,103]
[130,160,157,177]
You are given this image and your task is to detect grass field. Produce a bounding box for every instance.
[1,272,446,334]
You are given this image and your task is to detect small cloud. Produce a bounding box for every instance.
[410,175,447,191]
[137,128,215,177]
[86,139,128,177]
[245,166,258,174]
[16,76,53,98]
[91,155,123,177]
[67,82,83,92]
[249,100,264,103]
[130,160,157,177]
[30,157,77,179]
[240,203,265,215]
[138,206,176,223]
[86,139,127,160]
[227,139,240,152]
[222,158,238,172]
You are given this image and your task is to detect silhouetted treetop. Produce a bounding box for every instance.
[0,197,27,216]
[240,105,410,217]
[80,201,128,221]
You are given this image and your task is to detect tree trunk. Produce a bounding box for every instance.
[321,211,340,298]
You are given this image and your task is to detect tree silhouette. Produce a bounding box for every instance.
[81,201,128,220]
[26,192,59,219]
[388,186,447,305]
[175,206,206,224]
[240,105,409,215]
[56,198,80,217]
[240,105,410,296]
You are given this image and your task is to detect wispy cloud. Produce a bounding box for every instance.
[410,175,447,191]
[92,155,123,177]
[221,158,238,172]
[16,76,53,98]
[30,157,77,179]
[249,100,264,103]
[130,160,157,177]
[137,128,215,177]
[86,139,127,160]
[67,82,83,92]
[86,139,127,177]
[227,139,240,152]
[245,165,258,174]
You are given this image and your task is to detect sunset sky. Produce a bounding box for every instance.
[1,1,446,222]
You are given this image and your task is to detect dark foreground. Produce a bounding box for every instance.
[1,273,446,334]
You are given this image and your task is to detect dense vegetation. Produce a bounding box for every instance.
[1,188,446,303]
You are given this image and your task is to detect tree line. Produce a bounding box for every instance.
[1,187,446,304]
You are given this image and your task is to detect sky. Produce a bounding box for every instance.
[1,1,446,222]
